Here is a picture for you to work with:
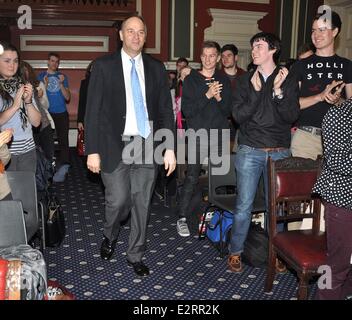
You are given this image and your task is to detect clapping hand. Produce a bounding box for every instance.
[206,81,223,101]
[0,129,13,147]
[273,67,289,91]
[14,85,25,109]
[321,80,345,105]
[58,74,65,84]
[251,69,262,91]
[22,83,33,103]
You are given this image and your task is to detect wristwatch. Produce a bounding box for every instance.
[273,89,284,100]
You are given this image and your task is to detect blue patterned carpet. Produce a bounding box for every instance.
[43,149,317,300]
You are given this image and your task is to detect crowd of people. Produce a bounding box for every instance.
[0,9,351,300]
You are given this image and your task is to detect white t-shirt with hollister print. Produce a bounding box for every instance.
[292,54,352,128]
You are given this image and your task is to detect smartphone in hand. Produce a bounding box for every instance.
[330,81,344,95]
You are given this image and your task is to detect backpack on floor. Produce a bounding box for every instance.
[242,222,268,267]
[206,210,233,255]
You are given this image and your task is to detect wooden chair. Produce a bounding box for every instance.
[264,156,326,300]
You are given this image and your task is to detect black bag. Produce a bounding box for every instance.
[45,195,65,247]
[242,222,268,267]
[35,147,54,192]
[205,210,233,256]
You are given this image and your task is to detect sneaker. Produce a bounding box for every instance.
[176,218,190,237]
[275,258,287,273]
[228,254,243,273]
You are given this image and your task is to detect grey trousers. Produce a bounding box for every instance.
[7,148,37,174]
[101,161,156,263]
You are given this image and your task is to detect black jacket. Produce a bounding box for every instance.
[182,69,232,132]
[232,67,300,148]
[84,50,175,173]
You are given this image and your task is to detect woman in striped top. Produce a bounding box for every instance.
[0,41,41,173]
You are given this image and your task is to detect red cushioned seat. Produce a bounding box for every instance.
[265,157,326,300]
[273,231,326,269]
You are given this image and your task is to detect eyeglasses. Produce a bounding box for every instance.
[311,27,332,34]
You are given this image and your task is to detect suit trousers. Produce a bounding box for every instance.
[101,137,156,263]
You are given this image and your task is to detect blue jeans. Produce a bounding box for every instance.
[229,145,291,255]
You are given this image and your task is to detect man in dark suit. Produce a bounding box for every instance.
[84,15,176,277]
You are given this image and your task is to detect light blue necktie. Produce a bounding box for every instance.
[130,58,150,138]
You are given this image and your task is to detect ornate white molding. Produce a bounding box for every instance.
[32,19,114,26]
[164,61,200,71]
[26,60,91,69]
[20,35,109,52]
[204,9,267,68]
[28,60,200,71]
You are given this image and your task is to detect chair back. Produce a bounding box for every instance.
[0,201,27,248]
[208,153,266,214]
[6,171,40,240]
[268,156,322,237]
[265,156,326,299]
[208,153,236,213]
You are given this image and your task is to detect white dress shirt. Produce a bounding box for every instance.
[121,49,149,136]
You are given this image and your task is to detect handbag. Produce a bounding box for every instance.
[45,195,65,247]
[76,128,85,156]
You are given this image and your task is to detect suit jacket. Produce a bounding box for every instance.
[84,50,175,173]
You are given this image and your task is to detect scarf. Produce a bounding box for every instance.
[0,77,28,130]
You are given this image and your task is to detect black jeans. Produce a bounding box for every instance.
[51,111,70,166]
[178,140,219,219]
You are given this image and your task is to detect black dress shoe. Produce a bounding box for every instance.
[100,237,117,260]
[127,261,150,276]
